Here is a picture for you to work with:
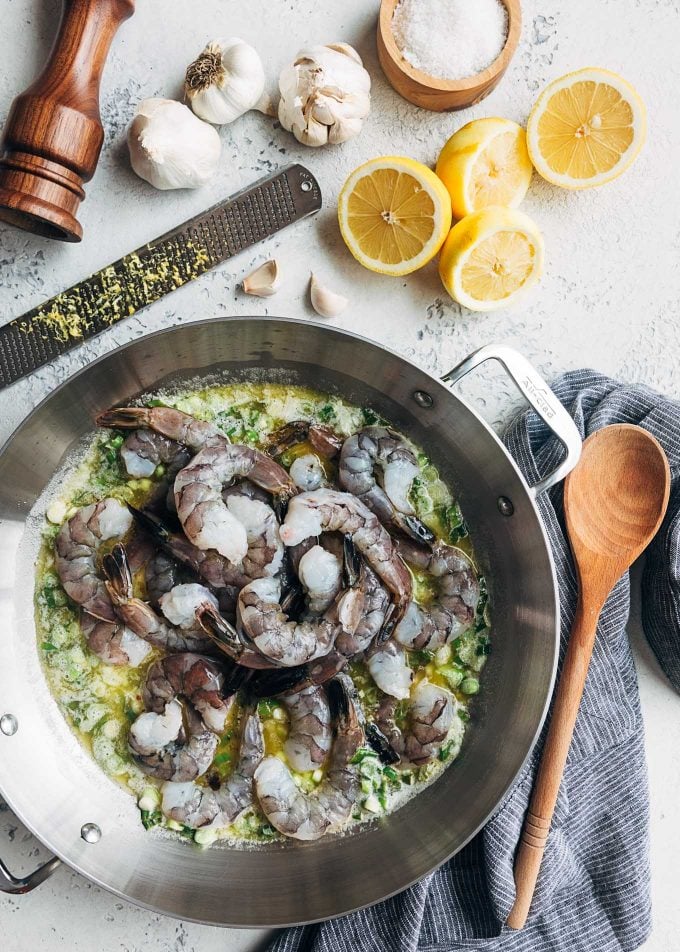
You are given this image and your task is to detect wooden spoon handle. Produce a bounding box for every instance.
[506,595,601,929]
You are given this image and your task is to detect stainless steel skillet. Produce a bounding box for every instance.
[0,318,580,925]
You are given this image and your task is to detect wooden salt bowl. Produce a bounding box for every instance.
[377,0,522,112]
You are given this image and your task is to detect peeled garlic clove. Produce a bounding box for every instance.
[128,98,221,190]
[242,260,280,297]
[310,274,348,318]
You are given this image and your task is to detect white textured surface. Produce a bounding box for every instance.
[1,0,679,949]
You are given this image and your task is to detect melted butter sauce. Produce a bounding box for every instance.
[35,381,489,844]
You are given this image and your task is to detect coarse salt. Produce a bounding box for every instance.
[391,0,509,81]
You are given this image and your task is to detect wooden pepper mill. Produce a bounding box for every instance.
[0,0,135,243]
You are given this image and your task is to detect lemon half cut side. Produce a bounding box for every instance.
[526,68,646,189]
[338,156,453,276]
[439,206,544,312]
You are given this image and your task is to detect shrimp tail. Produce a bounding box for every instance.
[342,534,362,588]
[96,407,149,429]
[266,421,343,460]
[327,675,353,725]
[249,665,311,698]
[127,505,173,544]
[308,425,344,458]
[272,495,290,522]
[395,513,436,546]
[196,602,241,652]
[365,723,401,765]
[102,542,133,601]
[279,580,306,619]
[265,421,311,458]
[376,602,397,644]
[222,660,255,695]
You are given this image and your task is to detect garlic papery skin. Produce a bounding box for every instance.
[310,273,349,317]
[128,98,222,190]
[242,260,280,297]
[278,44,371,148]
[185,38,266,125]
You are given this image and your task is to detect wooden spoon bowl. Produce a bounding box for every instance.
[377,0,522,112]
[565,424,671,592]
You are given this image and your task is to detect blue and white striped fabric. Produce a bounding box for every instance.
[268,369,680,952]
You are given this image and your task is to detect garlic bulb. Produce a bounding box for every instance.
[242,260,280,297]
[278,43,371,148]
[310,273,349,317]
[128,98,221,190]
[185,38,267,124]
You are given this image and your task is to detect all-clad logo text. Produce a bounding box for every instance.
[523,376,556,419]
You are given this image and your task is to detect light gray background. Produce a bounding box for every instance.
[1,0,679,949]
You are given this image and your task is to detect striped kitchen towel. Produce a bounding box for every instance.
[268,369,680,952]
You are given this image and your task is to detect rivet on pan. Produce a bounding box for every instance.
[498,496,514,517]
[0,714,18,736]
[300,179,312,192]
[81,823,102,844]
[413,390,434,408]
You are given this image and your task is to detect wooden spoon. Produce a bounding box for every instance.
[507,423,670,930]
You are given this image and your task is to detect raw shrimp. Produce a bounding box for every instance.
[250,559,392,697]
[366,639,412,700]
[129,653,236,781]
[393,540,480,651]
[174,443,296,563]
[266,421,343,459]
[80,611,152,667]
[405,681,458,765]
[119,429,191,479]
[279,489,412,624]
[282,685,332,773]
[131,506,244,592]
[289,454,326,491]
[339,427,434,544]
[103,544,216,652]
[237,577,346,667]
[254,677,363,840]
[96,405,224,453]
[161,709,264,829]
[55,498,133,622]
[375,681,457,766]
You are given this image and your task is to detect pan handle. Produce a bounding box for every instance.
[441,344,581,496]
[0,854,61,894]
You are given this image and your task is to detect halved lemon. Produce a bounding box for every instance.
[438,206,544,312]
[526,68,646,189]
[338,157,452,276]
[436,118,533,220]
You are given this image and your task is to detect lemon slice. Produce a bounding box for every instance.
[436,118,533,220]
[438,206,544,312]
[526,68,646,189]
[338,157,452,276]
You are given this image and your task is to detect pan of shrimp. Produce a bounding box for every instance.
[0,318,581,924]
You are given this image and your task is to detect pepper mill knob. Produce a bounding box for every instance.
[0,0,135,243]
